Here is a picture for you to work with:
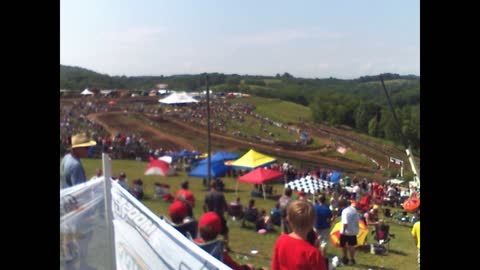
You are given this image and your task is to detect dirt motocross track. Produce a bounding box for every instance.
[88,110,400,177]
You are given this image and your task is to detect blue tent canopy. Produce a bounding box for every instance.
[174,150,199,158]
[166,150,200,161]
[188,161,230,178]
[330,171,341,183]
[198,152,240,164]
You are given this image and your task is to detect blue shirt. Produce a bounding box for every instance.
[314,204,332,230]
[60,153,87,189]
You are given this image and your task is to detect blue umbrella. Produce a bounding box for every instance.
[330,171,341,183]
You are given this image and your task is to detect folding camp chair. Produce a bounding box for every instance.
[227,204,244,221]
[171,220,198,239]
[371,223,395,253]
[241,207,259,228]
[196,240,225,262]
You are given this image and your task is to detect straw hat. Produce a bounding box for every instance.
[71,133,96,149]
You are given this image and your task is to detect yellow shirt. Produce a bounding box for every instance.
[411,221,420,249]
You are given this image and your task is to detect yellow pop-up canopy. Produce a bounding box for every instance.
[230,149,277,169]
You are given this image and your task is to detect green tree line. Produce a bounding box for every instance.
[60,65,419,151]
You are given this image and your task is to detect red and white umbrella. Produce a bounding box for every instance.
[158,155,173,164]
[145,158,171,176]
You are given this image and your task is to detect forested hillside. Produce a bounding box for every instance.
[60,65,419,151]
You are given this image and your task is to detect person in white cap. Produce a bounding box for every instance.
[60,133,97,189]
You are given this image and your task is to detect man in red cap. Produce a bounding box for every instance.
[168,201,196,237]
[194,212,262,270]
[169,201,189,225]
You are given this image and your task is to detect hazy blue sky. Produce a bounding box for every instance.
[60,0,419,79]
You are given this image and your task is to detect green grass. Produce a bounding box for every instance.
[323,150,374,168]
[247,85,274,91]
[263,79,282,86]
[235,96,312,123]
[81,158,419,270]
[360,79,415,87]
[343,151,374,166]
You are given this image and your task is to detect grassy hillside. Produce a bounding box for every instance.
[81,158,420,270]
[234,96,312,123]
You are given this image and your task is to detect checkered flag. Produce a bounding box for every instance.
[285,175,333,195]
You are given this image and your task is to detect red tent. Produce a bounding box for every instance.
[145,158,171,176]
[238,168,283,199]
[238,167,283,184]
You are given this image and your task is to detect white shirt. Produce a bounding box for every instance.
[341,205,359,236]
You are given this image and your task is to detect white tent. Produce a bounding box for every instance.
[81,88,94,95]
[159,92,199,104]
[100,89,113,95]
[386,179,404,185]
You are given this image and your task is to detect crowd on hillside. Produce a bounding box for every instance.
[60,95,314,161]
[159,97,311,145]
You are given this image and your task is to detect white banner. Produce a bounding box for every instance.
[60,177,113,270]
[111,181,231,270]
[60,175,230,270]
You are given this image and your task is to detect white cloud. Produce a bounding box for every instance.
[225,29,347,46]
[103,26,167,45]
[317,63,329,70]
[360,62,374,71]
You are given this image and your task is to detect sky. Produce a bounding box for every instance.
[60,0,419,79]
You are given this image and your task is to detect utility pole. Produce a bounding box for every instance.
[380,76,420,187]
[206,75,212,187]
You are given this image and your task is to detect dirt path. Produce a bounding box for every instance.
[88,112,197,151]
[88,112,374,173]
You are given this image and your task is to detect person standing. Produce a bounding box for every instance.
[411,211,420,266]
[60,133,96,270]
[60,133,97,189]
[271,200,327,270]
[175,180,195,217]
[313,194,333,256]
[278,187,293,233]
[339,200,360,265]
[203,182,230,250]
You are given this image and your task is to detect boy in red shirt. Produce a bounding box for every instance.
[175,180,195,217]
[271,200,327,270]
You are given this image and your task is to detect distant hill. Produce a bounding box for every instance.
[60,65,418,99]
[60,64,419,151]
[60,65,114,90]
